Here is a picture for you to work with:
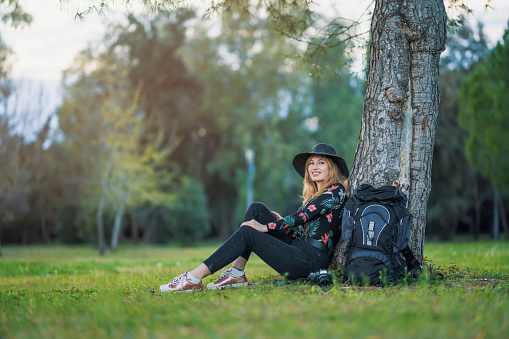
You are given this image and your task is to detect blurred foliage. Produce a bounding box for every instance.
[459,22,509,193]
[0,0,32,29]
[183,13,316,224]
[2,5,506,248]
[0,35,12,103]
[0,2,33,252]
[113,11,205,163]
[11,9,358,247]
[0,10,41,252]
[427,22,490,240]
[310,35,363,169]
[165,176,211,246]
[55,12,198,250]
[63,0,371,80]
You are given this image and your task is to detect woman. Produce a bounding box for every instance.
[160,143,349,292]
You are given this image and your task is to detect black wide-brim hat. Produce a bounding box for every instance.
[292,143,349,179]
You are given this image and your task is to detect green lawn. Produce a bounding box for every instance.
[1,241,508,339]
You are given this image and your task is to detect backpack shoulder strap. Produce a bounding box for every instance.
[341,195,360,244]
[400,245,422,271]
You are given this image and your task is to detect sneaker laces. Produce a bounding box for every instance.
[168,273,188,286]
[219,268,233,278]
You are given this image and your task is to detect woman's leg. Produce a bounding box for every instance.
[230,257,248,271]
[203,225,324,280]
[174,203,280,279]
[160,202,297,292]
[189,263,212,279]
[234,202,292,268]
[232,229,292,270]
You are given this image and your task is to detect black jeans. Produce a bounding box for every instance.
[203,202,330,280]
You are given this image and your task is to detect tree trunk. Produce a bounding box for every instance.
[499,195,509,239]
[143,218,154,243]
[494,189,500,241]
[40,216,49,244]
[96,194,106,256]
[446,220,458,241]
[128,209,139,245]
[336,0,447,264]
[110,202,125,252]
[206,176,239,239]
[0,220,3,257]
[475,200,482,240]
[97,159,113,256]
[472,179,480,240]
[469,180,481,241]
[22,222,27,246]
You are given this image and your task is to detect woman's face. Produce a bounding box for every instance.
[307,155,330,183]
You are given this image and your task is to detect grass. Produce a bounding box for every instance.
[1,241,508,339]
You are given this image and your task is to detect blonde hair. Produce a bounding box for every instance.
[301,156,349,204]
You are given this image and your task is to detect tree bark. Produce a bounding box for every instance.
[494,189,500,241]
[22,222,27,246]
[0,220,3,257]
[40,215,49,244]
[472,179,481,240]
[143,218,154,243]
[97,158,113,256]
[128,209,139,245]
[96,194,107,256]
[499,195,509,240]
[206,175,239,239]
[446,220,458,241]
[337,0,447,263]
[110,202,125,252]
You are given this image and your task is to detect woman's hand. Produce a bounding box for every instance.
[271,211,283,220]
[241,219,268,233]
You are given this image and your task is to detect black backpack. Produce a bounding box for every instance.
[341,184,421,286]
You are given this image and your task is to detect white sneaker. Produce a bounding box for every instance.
[206,268,248,290]
[159,272,203,292]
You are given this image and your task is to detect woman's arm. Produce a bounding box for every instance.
[271,211,283,220]
[266,183,346,232]
[240,219,268,233]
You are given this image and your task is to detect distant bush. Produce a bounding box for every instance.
[165,176,211,246]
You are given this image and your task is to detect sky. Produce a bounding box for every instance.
[2,0,509,137]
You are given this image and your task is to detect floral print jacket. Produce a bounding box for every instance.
[266,183,347,252]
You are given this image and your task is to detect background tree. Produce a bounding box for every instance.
[459,23,509,240]
[113,11,204,164]
[110,12,215,244]
[176,13,313,236]
[181,12,364,236]
[0,125,31,251]
[427,21,489,240]
[0,5,32,254]
[57,34,181,254]
[6,0,501,250]
[0,0,32,28]
[0,98,52,249]
[310,34,364,169]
